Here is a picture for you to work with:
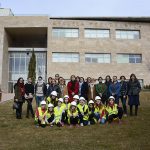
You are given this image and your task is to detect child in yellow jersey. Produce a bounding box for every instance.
[68,101,79,127]
[95,96,106,124]
[54,98,65,127]
[61,95,71,124]
[77,97,89,126]
[46,103,55,127]
[35,101,47,128]
[88,100,98,125]
[47,91,58,107]
[106,96,123,124]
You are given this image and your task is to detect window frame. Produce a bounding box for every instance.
[52,28,79,38]
[85,53,111,64]
[116,29,140,40]
[117,53,142,64]
[84,28,110,39]
[52,52,80,63]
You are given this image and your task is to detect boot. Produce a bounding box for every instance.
[135,106,138,116]
[130,105,133,116]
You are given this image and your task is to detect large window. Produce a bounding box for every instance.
[85,53,111,63]
[84,29,110,38]
[9,52,46,81]
[52,53,79,62]
[52,28,79,38]
[116,30,140,39]
[117,54,142,63]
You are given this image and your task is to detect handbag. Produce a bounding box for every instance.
[12,102,19,110]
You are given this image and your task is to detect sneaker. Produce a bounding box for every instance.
[88,121,90,126]
[123,114,127,117]
[36,125,39,128]
[80,123,84,127]
[50,124,53,127]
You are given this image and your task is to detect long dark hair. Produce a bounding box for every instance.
[129,73,138,82]
[48,77,52,84]
[70,75,76,91]
[14,77,24,89]
[105,75,112,83]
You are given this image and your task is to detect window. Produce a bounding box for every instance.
[85,53,111,63]
[52,28,79,38]
[52,53,79,62]
[84,29,110,38]
[116,30,140,39]
[9,52,46,81]
[117,54,142,63]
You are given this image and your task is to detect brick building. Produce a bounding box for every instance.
[0,8,150,92]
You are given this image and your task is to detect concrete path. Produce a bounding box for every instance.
[0,93,14,103]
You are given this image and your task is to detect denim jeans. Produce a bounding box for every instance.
[100,118,106,124]
[120,96,127,114]
[36,96,44,107]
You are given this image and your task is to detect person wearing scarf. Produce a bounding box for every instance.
[14,77,25,119]
[35,76,47,107]
[67,75,79,102]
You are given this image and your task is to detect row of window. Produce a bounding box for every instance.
[9,52,46,81]
[52,28,140,40]
[52,53,142,64]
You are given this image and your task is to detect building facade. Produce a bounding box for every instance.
[0,9,150,92]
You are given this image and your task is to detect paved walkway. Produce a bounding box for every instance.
[0,93,14,103]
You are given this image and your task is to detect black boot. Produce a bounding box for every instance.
[135,105,138,116]
[130,105,133,116]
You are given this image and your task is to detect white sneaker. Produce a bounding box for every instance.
[123,114,127,117]
[80,123,84,127]
[88,121,90,125]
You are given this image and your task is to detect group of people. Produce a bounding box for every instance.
[13,73,141,128]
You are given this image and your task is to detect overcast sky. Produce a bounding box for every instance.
[0,0,150,16]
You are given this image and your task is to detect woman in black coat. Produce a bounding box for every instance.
[105,75,112,104]
[127,74,141,116]
[120,76,128,116]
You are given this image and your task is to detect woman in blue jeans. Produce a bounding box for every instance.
[35,76,47,107]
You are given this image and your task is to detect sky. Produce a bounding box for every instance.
[0,0,150,16]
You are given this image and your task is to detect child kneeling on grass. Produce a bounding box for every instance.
[68,101,79,127]
[106,96,123,124]
[77,97,89,126]
[88,100,98,125]
[95,96,106,124]
[47,91,58,107]
[54,98,65,127]
[46,103,55,127]
[35,100,47,128]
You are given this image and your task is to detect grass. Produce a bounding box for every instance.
[0,91,150,150]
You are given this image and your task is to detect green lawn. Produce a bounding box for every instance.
[0,92,150,150]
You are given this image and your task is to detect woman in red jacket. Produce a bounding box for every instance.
[67,75,79,102]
